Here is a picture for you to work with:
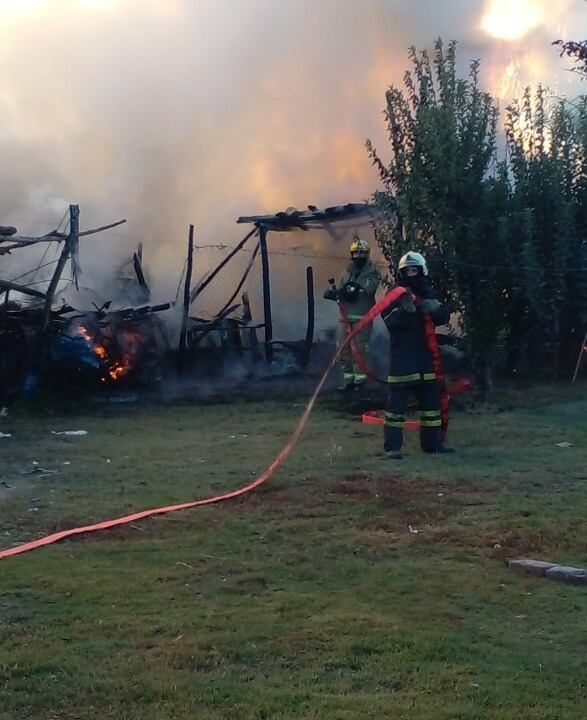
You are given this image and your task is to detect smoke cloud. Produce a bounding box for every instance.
[0,0,585,309]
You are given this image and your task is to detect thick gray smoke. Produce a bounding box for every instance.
[0,0,584,316]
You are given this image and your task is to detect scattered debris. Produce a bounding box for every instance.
[408,525,420,534]
[555,442,573,448]
[21,466,58,477]
[51,430,88,436]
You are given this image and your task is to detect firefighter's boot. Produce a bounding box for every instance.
[425,443,455,454]
[386,450,403,460]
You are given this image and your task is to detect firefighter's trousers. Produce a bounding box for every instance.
[339,319,371,387]
[384,380,441,452]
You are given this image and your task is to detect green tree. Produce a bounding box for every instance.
[367,39,510,385]
[368,40,587,383]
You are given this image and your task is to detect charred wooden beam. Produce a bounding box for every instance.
[0,218,127,253]
[97,303,171,321]
[178,224,194,371]
[132,251,150,295]
[259,224,273,362]
[300,265,315,368]
[189,226,257,305]
[241,291,252,322]
[0,279,46,299]
[77,219,126,237]
[43,204,79,330]
[241,291,261,364]
[215,240,260,319]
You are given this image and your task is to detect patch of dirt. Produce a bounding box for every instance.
[328,474,501,547]
[237,477,324,510]
[477,526,583,560]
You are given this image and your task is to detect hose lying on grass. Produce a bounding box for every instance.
[0,287,408,561]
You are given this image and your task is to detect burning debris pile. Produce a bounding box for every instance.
[51,304,170,387]
[0,300,170,399]
[0,205,171,401]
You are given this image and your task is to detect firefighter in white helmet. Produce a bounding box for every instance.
[323,235,381,390]
[381,251,455,458]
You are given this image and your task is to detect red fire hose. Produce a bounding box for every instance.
[0,287,409,561]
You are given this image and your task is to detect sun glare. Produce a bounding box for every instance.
[79,0,114,7]
[481,0,544,41]
[0,0,47,16]
[0,0,115,18]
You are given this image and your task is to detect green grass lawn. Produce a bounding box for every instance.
[1,384,587,719]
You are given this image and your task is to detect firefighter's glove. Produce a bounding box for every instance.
[419,298,441,314]
[399,290,416,313]
[341,282,360,302]
[323,288,338,301]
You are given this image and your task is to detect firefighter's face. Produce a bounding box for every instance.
[405,266,419,277]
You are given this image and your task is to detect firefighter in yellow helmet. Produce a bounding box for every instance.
[323,235,381,390]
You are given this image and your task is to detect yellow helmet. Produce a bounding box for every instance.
[349,236,370,256]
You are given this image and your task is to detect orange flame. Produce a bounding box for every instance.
[77,324,141,381]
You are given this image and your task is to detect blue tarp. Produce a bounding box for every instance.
[49,334,102,370]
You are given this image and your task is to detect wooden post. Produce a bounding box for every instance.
[178,224,194,372]
[258,224,273,362]
[43,204,79,330]
[133,250,150,300]
[301,265,315,368]
[572,328,587,383]
[242,291,261,364]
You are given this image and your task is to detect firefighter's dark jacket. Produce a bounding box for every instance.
[382,284,449,382]
[338,260,380,321]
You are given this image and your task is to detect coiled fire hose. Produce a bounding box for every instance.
[0,287,409,561]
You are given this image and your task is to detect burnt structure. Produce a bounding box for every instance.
[178,203,377,376]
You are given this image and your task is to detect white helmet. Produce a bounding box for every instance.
[398,251,428,276]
